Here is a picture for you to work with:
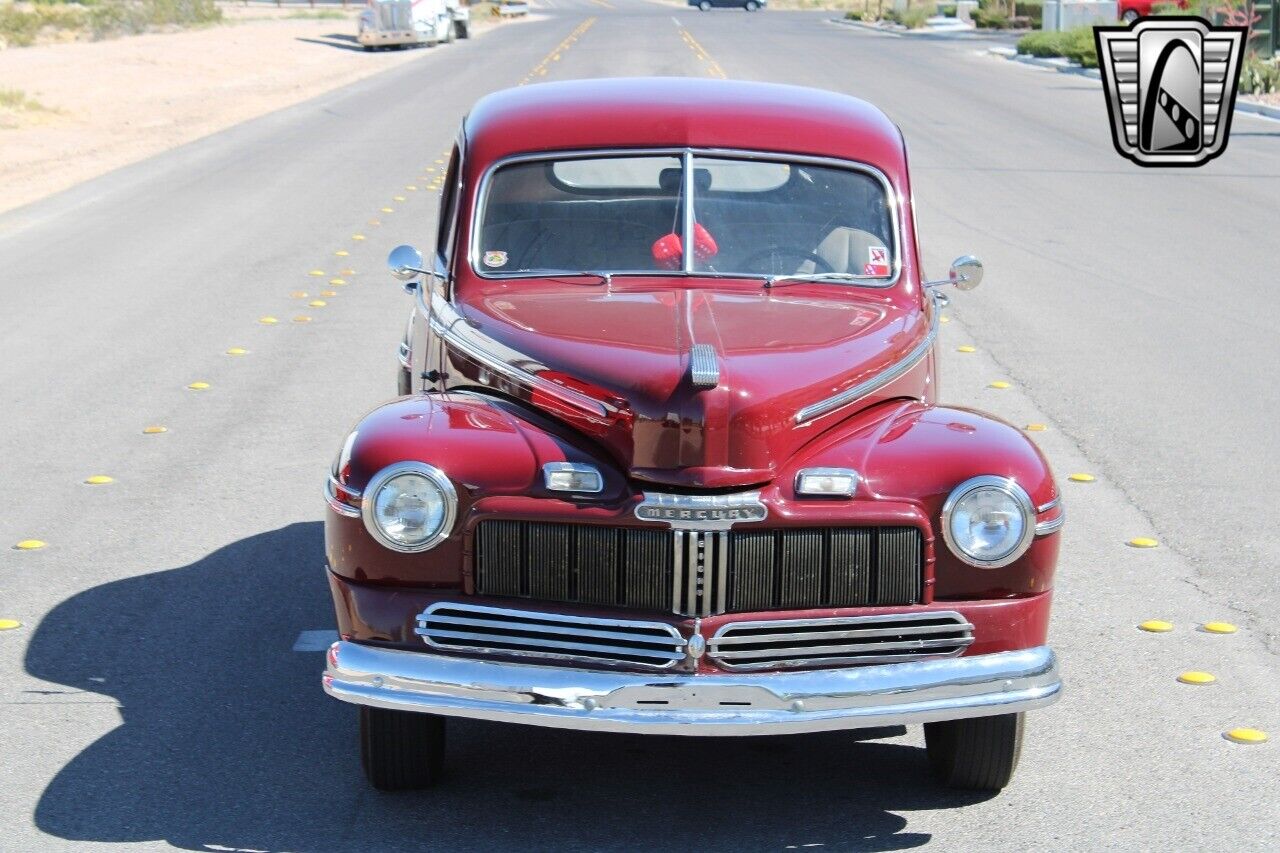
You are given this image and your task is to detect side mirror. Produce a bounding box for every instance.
[924,255,983,292]
[388,244,427,282]
[949,255,983,291]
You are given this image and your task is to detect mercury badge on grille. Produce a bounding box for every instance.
[634,491,768,529]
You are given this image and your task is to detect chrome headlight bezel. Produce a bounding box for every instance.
[360,461,457,553]
[940,475,1036,569]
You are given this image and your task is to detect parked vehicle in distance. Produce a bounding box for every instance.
[691,0,764,9]
[357,0,453,50]
[1116,0,1187,22]
[321,78,1063,795]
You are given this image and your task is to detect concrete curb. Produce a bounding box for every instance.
[828,17,1015,40]
[986,46,1280,122]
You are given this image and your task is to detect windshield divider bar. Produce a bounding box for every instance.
[681,149,695,275]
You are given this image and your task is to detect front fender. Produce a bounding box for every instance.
[326,393,627,585]
[781,400,1060,599]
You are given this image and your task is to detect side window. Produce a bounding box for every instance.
[435,143,462,271]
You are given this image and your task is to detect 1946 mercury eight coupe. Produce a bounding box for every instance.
[321,78,1063,792]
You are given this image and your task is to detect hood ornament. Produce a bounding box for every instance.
[689,344,719,390]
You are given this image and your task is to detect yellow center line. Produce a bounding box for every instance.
[520,18,597,85]
[589,0,613,7]
[680,28,726,79]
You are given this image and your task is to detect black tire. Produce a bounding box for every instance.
[456,21,470,39]
[699,1,711,9]
[397,366,412,396]
[745,0,759,9]
[1122,9,1139,22]
[924,712,1024,791]
[360,706,446,791]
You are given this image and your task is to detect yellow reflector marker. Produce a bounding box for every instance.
[1069,473,1096,482]
[1129,537,1159,548]
[393,195,406,202]
[352,234,365,241]
[142,425,167,434]
[309,300,327,308]
[335,250,349,257]
[14,539,46,550]
[1201,622,1238,634]
[290,291,309,299]
[259,316,279,325]
[1024,424,1047,432]
[1224,728,1268,744]
[321,290,337,298]
[226,348,248,356]
[85,475,114,485]
[957,345,976,353]
[340,269,356,276]
[308,270,325,277]
[406,185,418,191]
[1139,620,1174,633]
[1177,671,1216,685]
[187,381,210,391]
[293,315,312,324]
[989,381,1011,389]
[329,278,346,286]
[435,158,445,164]
[940,316,950,324]
[380,207,394,213]
[0,619,20,630]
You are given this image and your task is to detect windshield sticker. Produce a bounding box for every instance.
[483,250,508,268]
[865,246,890,277]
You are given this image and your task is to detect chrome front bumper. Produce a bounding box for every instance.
[323,643,1061,736]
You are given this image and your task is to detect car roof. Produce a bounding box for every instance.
[463,78,907,177]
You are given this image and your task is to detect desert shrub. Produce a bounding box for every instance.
[1240,53,1280,94]
[1017,26,1097,66]
[1,0,219,47]
[883,3,934,26]
[972,8,1010,26]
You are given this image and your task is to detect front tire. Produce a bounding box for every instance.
[360,706,446,791]
[699,1,711,9]
[924,712,1024,791]
[745,0,759,9]
[456,21,470,39]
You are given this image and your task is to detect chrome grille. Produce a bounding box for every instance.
[415,602,687,669]
[474,521,923,617]
[708,612,974,671]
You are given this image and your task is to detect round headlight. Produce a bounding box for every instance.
[361,462,457,552]
[941,476,1035,568]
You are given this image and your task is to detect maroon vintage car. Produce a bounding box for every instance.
[322,78,1062,793]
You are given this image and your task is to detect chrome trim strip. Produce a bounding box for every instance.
[794,308,938,424]
[1036,497,1060,514]
[323,643,1061,736]
[360,462,458,553]
[397,341,412,371]
[1035,509,1066,536]
[423,291,614,419]
[541,461,604,494]
[323,477,362,518]
[468,147,902,289]
[682,149,696,274]
[716,531,728,616]
[672,530,685,615]
[689,343,719,389]
[940,475,1037,569]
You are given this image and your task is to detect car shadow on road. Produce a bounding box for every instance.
[28,522,990,853]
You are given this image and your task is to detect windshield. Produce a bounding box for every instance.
[474,152,896,283]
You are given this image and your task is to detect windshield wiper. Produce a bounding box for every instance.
[764,272,884,290]
[520,270,613,286]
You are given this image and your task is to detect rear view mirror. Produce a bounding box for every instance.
[388,245,426,281]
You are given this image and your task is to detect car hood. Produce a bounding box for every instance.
[451,278,932,488]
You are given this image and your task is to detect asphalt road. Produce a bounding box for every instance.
[2,3,1278,850]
